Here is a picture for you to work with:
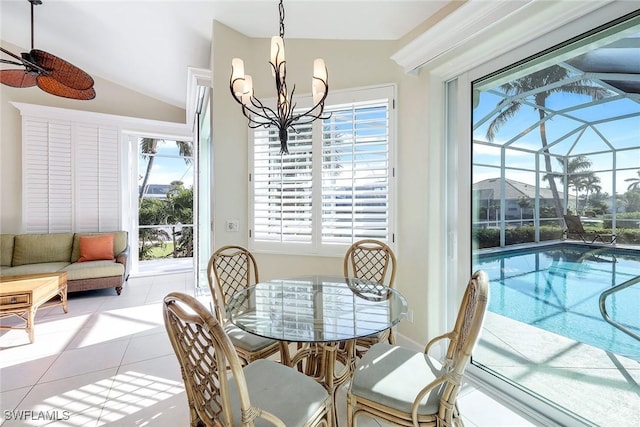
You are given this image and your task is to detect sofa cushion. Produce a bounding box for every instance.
[12,233,74,266]
[1,234,15,267]
[71,231,127,262]
[78,234,114,262]
[61,261,125,281]
[0,262,70,277]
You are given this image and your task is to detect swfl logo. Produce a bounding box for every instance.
[3,410,71,421]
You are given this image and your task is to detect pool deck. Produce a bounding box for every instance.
[475,311,640,427]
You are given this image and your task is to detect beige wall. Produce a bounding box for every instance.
[211,22,435,344]
[0,41,186,234]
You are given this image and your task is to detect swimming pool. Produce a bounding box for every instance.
[474,244,640,361]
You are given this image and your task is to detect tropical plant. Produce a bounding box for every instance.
[556,155,604,214]
[485,65,609,220]
[137,183,194,260]
[582,174,601,212]
[138,198,170,260]
[517,195,531,226]
[625,169,640,191]
[621,188,640,213]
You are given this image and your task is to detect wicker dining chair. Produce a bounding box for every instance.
[163,292,332,427]
[207,245,281,366]
[346,270,489,427]
[343,239,397,355]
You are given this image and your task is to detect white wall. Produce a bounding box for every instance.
[211,22,437,344]
[0,41,186,234]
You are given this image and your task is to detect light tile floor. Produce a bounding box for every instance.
[1,273,535,426]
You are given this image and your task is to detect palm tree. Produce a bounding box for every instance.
[625,169,640,191]
[560,155,593,214]
[485,65,608,220]
[583,174,601,213]
[138,138,193,201]
[517,195,531,226]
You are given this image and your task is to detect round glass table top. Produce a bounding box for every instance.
[226,275,408,343]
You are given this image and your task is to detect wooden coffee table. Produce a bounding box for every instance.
[0,272,68,343]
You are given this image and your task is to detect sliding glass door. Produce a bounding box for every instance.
[466,13,640,426]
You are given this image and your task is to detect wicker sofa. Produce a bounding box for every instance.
[0,231,130,295]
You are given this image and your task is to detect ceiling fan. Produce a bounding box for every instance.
[0,0,95,100]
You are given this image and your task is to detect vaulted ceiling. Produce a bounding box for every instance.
[0,0,452,109]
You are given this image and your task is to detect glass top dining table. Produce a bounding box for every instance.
[226,274,408,343]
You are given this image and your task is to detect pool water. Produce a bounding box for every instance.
[474,244,640,361]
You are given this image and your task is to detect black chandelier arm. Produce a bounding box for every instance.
[229,78,281,125]
[289,89,330,123]
[247,93,281,123]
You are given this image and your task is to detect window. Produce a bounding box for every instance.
[249,85,395,256]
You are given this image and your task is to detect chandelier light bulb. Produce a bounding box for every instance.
[231,58,245,95]
[312,59,327,105]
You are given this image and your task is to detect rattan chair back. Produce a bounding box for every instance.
[207,246,281,366]
[343,239,396,287]
[207,245,258,323]
[346,270,489,427]
[163,292,249,426]
[426,270,490,423]
[164,292,331,427]
[343,239,397,353]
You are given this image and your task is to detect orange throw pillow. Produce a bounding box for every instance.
[78,234,114,262]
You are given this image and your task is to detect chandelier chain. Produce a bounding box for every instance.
[279,0,285,39]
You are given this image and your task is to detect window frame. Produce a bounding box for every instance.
[248,84,397,257]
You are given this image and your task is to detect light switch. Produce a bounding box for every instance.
[225,220,239,232]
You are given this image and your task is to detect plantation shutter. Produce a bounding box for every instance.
[321,100,391,244]
[252,124,314,244]
[75,125,121,232]
[23,118,73,233]
[249,84,395,255]
[21,112,121,233]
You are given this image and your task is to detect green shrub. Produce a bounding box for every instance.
[473,225,564,248]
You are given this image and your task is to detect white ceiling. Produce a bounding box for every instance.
[0,0,451,110]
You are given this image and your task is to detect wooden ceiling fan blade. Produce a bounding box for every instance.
[31,49,94,91]
[0,69,37,87]
[36,75,96,100]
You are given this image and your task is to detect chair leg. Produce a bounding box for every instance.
[346,393,355,427]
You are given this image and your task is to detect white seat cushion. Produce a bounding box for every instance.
[225,322,277,352]
[350,342,446,415]
[227,359,329,426]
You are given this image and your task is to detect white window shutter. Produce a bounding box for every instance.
[23,118,73,233]
[253,125,314,243]
[97,127,120,231]
[321,101,390,244]
[75,125,120,232]
[22,116,121,234]
[76,124,100,231]
[249,85,395,255]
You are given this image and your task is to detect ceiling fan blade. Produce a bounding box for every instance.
[31,49,94,91]
[36,75,96,100]
[1,69,38,87]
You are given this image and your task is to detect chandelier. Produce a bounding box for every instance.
[229,0,329,154]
